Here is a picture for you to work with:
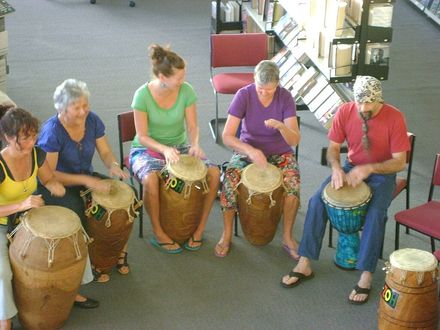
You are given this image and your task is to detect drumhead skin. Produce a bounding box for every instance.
[167,154,207,182]
[241,163,283,194]
[323,181,372,208]
[23,206,81,239]
[92,179,135,209]
[390,248,437,272]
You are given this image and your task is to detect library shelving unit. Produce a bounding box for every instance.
[211,0,243,34]
[406,0,440,26]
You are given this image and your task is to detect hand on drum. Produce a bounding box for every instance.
[345,165,372,187]
[109,163,130,180]
[163,147,180,164]
[19,194,45,212]
[248,148,267,168]
[331,167,346,190]
[46,180,66,197]
[188,144,206,160]
[87,177,112,194]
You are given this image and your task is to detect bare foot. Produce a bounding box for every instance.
[282,240,300,260]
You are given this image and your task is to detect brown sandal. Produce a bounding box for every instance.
[92,267,110,283]
[116,251,129,275]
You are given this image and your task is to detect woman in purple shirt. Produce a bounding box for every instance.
[215,60,301,258]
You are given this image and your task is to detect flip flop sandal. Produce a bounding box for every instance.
[150,236,183,254]
[116,251,130,275]
[184,236,203,251]
[348,285,371,305]
[214,242,231,257]
[281,271,315,288]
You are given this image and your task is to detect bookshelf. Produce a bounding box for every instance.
[406,0,440,26]
[0,0,14,92]
[211,0,243,34]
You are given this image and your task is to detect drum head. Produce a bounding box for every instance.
[23,206,81,239]
[91,179,135,209]
[390,248,437,272]
[167,155,207,182]
[323,181,371,208]
[241,163,283,194]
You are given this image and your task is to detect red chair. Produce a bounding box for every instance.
[394,153,440,252]
[209,32,268,143]
[117,111,144,238]
[325,133,416,258]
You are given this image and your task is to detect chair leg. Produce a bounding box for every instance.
[395,222,400,251]
[431,237,436,253]
[405,189,411,235]
[328,222,333,248]
[215,93,220,143]
[139,183,144,238]
[234,212,239,237]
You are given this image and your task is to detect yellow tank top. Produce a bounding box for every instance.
[0,148,38,225]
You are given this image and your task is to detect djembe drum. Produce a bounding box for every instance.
[84,179,142,273]
[378,248,439,329]
[159,154,209,244]
[8,206,89,330]
[237,163,285,246]
[322,181,372,269]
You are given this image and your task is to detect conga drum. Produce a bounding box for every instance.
[378,248,439,329]
[159,155,209,244]
[8,206,89,330]
[322,181,372,269]
[237,163,285,246]
[84,179,142,273]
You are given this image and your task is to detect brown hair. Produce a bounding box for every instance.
[149,44,185,78]
[0,106,39,145]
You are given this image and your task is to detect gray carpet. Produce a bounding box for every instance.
[4,0,440,329]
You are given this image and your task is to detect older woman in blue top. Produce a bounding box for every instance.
[37,79,129,285]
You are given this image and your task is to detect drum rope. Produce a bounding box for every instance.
[69,232,83,260]
[6,222,22,243]
[245,189,276,208]
[44,238,61,267]
[201,179,209,194]
[416,271,425,285]
[399,269,407,284]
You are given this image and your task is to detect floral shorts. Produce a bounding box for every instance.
[220,152,300,211]
[130,145,216,182]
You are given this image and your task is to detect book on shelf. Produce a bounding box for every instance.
[368,4,394,28]
[273,14,294,37]
[257,0,265,15]
[365,43,390,66]
[291,66,318,100]
[318,96,343,129]
[301,74,329,105]
[346,0,362,25]
[271,47,289,65]
[273,2,286,24]
[263,0,273,22]
[308,85,335,114]
[281,62,304,88]
[278,54,299,79]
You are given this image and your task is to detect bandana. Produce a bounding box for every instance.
[353,76,383,103]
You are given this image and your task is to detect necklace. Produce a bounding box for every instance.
[21,178,28,192]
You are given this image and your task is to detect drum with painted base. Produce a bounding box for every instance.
[378,248,439,329]
[237,163,285,246]
[159,155,209,244]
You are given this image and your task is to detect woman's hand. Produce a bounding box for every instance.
[163,147,180,164]
[86,177,112,194]
[188,145,206,159]
[19,194,45,212]
[109,162,130,180]
[264,119,284,130]
[45,180,66,197]
[248,148,267,168]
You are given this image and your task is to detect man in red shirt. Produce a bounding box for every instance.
[280,76,410,304]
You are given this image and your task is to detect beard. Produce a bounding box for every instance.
[359,111,372,121]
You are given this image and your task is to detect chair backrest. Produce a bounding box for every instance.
[117,111,136,169]
[210,33,268,69]
[428,153,440,201]
[403,132,416,183]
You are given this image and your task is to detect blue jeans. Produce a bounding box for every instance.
[298,161,396,273]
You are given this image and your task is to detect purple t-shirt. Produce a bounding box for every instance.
[228,83,296,156]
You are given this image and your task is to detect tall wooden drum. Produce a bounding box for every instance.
[237,163,285,246]
[84,179,142,272]
[8,206,89,330]
[159,155,209,244]
[378,248,439,329]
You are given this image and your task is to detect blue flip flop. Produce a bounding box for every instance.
[150,237,183,254]
[183,236,203,251]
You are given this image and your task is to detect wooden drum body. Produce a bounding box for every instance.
[237,163,285,246]
[159,155,209,244]
[378,248,439,329]
[85,179,142,272]
[322,181,371,269]
[8,206,88,330]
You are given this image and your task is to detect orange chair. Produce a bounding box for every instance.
[209,32,268,143]
[325,133,416,258]
[394,153,440,252]
[117,111,144,237]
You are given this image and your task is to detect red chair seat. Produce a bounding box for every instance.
[211,73,254,94]
[393,177,407,199]
[395,201,440,239]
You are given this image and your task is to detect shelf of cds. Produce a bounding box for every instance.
[211,0,243,34]
[267,0,395,129]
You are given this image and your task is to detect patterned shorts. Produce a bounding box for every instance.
[220,152,300,211]
[130,145,217,182]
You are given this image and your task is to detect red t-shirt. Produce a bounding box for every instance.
[328,102,410,165]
